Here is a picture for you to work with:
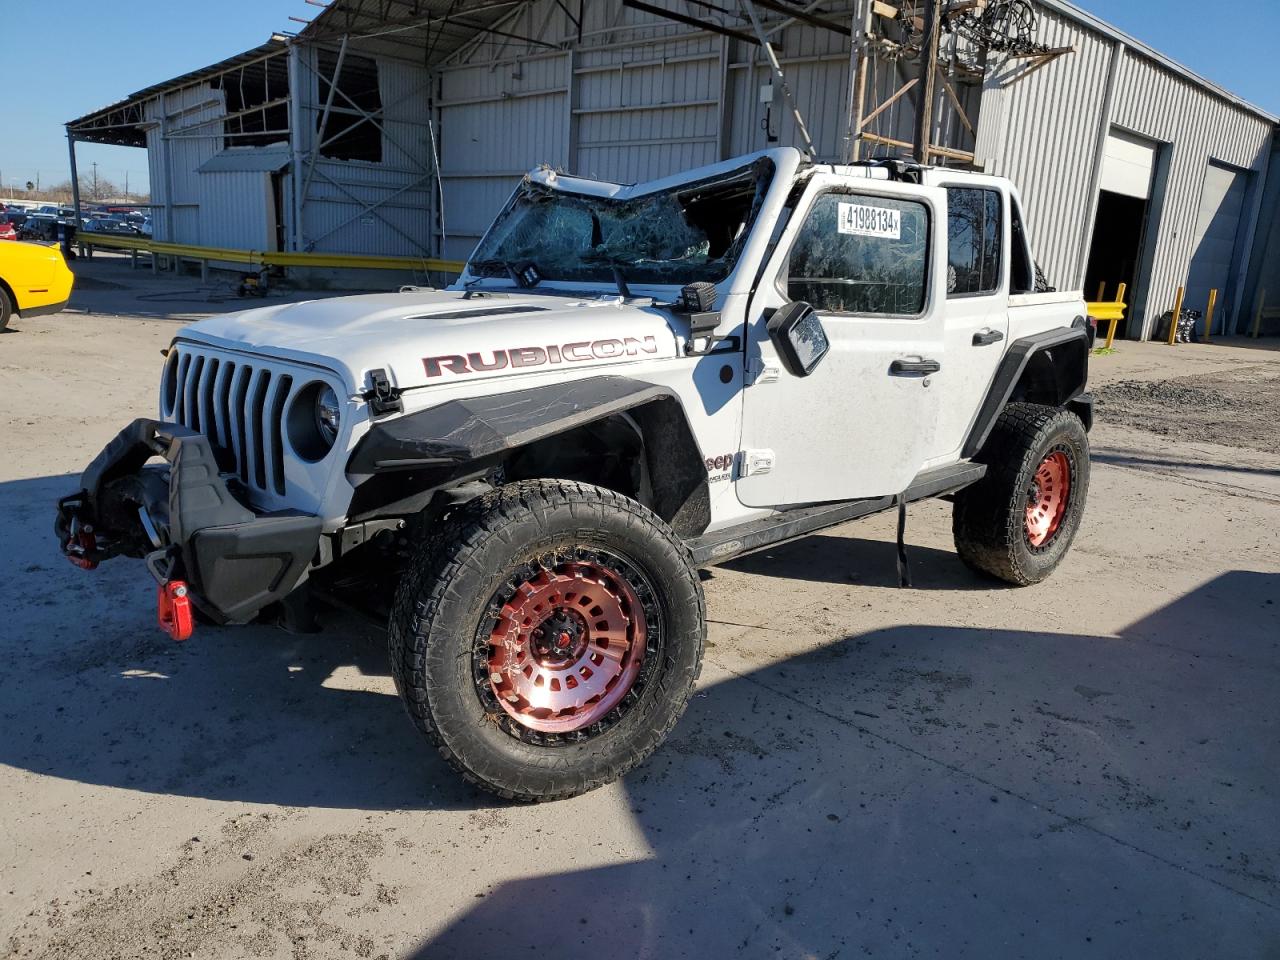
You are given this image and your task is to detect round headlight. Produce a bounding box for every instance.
[314,384,341,445]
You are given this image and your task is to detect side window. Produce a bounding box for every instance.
[946,187,1002,296]
[786,193,929,316]
[1009,198,1035,294]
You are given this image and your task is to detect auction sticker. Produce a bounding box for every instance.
[837,202,901,239]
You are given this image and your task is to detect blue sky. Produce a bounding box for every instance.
[1,0,1276,197]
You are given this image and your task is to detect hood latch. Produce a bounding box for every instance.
[364,368,403,416]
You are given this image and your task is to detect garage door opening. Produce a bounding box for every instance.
[1084,190,1149,340]
[1084,129,1159,340]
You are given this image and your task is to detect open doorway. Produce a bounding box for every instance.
[1084,189,1148,340]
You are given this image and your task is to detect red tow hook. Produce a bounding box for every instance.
[158,581,195,642]
[67,531,99,570]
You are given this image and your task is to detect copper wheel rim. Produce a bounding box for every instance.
[485,560,647,734]
[1025,450,1071,547]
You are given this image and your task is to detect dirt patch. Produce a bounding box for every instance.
[1093,364,1280,453]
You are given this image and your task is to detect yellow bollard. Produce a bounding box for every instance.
[1167,286,1185,346]
[1095,281,1107,302]
[1105,282,1127,350]
[1203,288,1218,342]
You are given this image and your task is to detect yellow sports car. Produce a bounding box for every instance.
[0,241,75,331]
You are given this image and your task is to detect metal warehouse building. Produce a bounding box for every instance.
[67,0,1279,338]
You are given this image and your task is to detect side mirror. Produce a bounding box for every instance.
[767,301,829,377]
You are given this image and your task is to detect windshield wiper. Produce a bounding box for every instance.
[580,250,634,299]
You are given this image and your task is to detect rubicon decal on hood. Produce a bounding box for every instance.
[424,336,659,377]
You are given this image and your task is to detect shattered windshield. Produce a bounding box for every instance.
[469,158,775,286]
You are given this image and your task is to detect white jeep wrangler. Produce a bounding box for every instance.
[57,147,1093,801]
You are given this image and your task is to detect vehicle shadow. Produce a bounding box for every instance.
[720,530,992,590]
[4,468,1279,960]
[409,569,1280,959]
[0,473,489,812]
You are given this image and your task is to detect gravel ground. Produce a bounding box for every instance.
[1094,363,1280,454]
[1,268,1278,959]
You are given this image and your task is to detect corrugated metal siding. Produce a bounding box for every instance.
[976,5,1273,332]
[437,47,570,260]
[435,0,981,261]
[145,83,232,246]
[1110,53,1272,328]
[197,171,275,249]
[726,24,978,162]
[973,8,1114,293]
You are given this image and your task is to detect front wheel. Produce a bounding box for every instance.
[952,403,1090,585]
[389,480,706,801]
[0,286,13,332]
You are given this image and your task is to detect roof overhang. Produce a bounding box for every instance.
[294,0,552,64]
[65,39,289,147]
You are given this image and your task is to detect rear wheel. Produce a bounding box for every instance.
[389,479,705,801]
[0,287,13,332]
[953,402,1089,585]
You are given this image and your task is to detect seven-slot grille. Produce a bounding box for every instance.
[164,347,295,497]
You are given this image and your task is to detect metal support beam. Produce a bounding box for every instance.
[299,33,349,231]
[740,0,816,157]
[66,132,82,230]
[845,0,874,162]
[288,42,306,251]
[913,0,943,163]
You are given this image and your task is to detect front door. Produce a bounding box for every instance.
[736,175,947,508]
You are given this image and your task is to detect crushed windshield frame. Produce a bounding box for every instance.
[469,157,776,287]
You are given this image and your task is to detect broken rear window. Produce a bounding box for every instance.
[470,158,775,286]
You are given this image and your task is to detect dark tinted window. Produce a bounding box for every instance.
[786,193,929,315]
[946,187,1002,296]
[1009,199,1035,294]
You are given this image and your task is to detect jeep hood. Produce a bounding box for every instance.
[179,289,681,393]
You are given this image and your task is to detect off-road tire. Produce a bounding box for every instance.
[0,286,13,332]
[953,402,1089,585]
[389,479,705,802]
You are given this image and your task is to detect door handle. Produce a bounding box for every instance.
[889,358,941,376]
[972,328,1005,346]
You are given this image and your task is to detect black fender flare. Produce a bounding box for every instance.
[962,325,1091,459]
[346,375,711,536]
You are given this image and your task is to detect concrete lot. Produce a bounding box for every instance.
[1,261,1278,959]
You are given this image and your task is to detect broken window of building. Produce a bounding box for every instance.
[316,50,382,163]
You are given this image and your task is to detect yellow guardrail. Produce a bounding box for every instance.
[76,232,465,274]
[1086,281,1127,350]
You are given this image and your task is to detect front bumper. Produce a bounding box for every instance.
[56,419,322,625]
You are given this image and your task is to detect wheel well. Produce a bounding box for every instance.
[1008,340,1087,408]
[504,399,710,537]
[0,277,16,310]
[347,396,711,538]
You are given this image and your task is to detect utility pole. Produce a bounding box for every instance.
[124,170,129,202]
[913,0,944,164]
[91,161,100,201]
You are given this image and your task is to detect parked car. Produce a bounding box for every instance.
[4,211,29,231]
[139,217,153,238]
[0,221,16,242]
[18,215,58,241]
[55,147,1093,801]
[82,217,139,236]
[0,238,74,330]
